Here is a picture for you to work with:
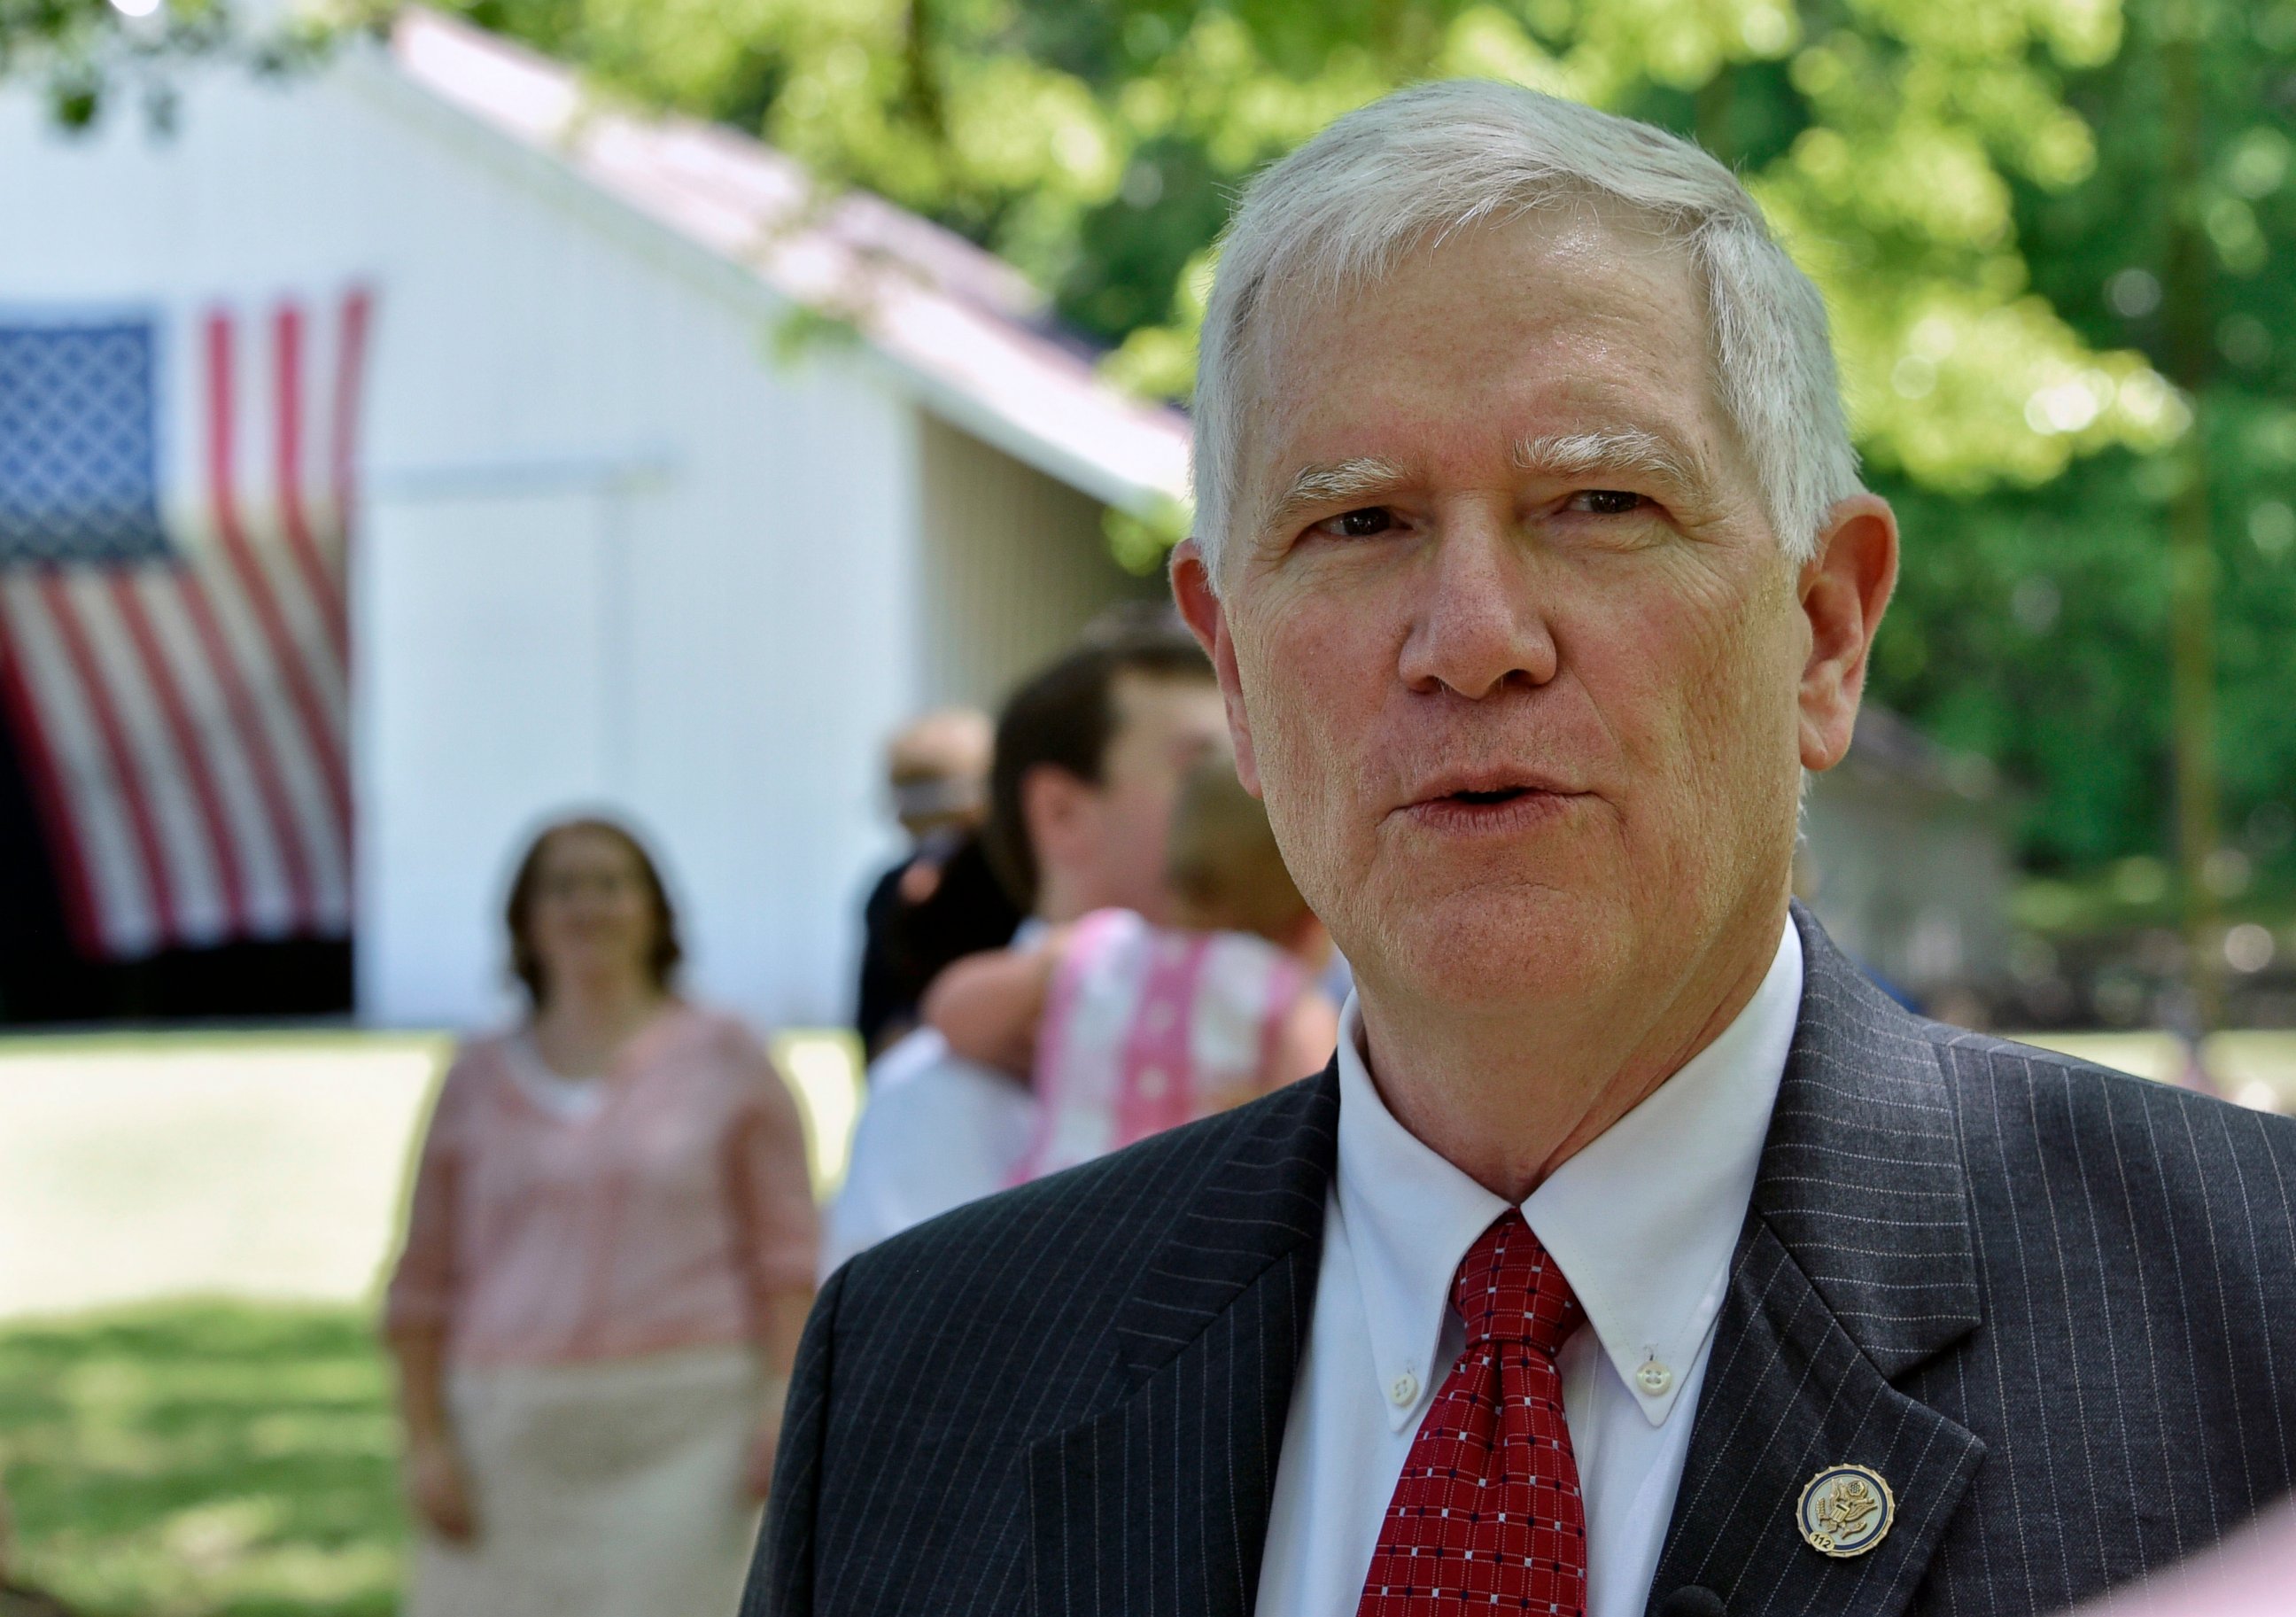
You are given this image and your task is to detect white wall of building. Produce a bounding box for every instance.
[917,414,1159,707]
[1,56,948,1031]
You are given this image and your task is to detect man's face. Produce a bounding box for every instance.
[1191,206,1817,1013]
[1057,670,1229,923]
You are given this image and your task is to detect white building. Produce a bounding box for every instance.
[0,9,1181,1030]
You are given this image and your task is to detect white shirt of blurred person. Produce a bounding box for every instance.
[821,626,1227,1275]
[922,755,1338,1178]
[385,817,817,1617]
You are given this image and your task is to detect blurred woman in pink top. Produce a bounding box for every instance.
[384,817,818,1617]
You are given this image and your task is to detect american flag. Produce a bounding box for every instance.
[0,292,372,959]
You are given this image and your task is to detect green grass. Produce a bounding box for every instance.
[0,1302,401,1617]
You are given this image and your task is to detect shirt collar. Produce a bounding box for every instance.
[1333,916,1802,1430]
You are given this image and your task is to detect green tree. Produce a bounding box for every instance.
[438,0,2175,480]
[0,0,335,130]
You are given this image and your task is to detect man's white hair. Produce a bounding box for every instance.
[1191,79,1863,579]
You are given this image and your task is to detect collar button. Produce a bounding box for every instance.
[1388,1371,1419,1406]
[1636,1359,1673,1395]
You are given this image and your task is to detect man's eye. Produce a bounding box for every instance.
[1570,489,1645,516]
[1313,508,1396,539]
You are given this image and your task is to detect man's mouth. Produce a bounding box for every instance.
[1400,772,1584,833]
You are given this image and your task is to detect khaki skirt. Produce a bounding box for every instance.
[407,1347,764,1617]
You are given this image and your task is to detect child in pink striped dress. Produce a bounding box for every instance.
[925,758,1339,1183]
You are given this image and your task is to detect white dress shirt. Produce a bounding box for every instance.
[818,1026,1036,1279]
[1256,919,1803,1617]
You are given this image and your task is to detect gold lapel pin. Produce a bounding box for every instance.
[1796,1464,1894,1558]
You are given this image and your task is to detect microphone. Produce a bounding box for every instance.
[1655,1590,1726,1617]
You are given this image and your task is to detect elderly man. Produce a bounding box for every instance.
[748,83,2296,1617]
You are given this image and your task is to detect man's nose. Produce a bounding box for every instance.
[1396,511,1559,699]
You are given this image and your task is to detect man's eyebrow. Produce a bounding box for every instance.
[1260,456,1409,531]
[1512,428,1717,501]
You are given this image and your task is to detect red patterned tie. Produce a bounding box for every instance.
[1357,1210,1588,1616]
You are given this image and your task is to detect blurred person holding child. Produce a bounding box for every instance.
[925,756,1338,1180]
[384,816,817,1617]
[852,709,1020,1058]
[821,616,1228,1271]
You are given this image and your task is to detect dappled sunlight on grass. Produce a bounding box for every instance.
[0,1302,401,1617]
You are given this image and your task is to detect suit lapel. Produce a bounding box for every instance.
[1028,1068,1338,1617]
[1648,906,1987,1616]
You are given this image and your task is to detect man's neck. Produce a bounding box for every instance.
[1354,898,1790,1203]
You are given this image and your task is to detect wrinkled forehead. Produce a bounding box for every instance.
[1228,201,1742,526]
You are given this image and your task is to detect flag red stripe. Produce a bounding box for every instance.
[206,310,353,836]
[273,303,348,662]
[35,571,177,942]
[107,571,250,933]
[0,608,102,956]
[173,566,318,929]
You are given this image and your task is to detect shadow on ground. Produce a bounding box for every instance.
[0,1302,400,1617]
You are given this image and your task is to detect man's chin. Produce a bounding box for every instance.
[1368,887,1631,1012]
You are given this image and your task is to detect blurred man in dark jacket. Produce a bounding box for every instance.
[851,710,1019,1058]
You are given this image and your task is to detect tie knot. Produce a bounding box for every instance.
[1453,1211,1581,1355]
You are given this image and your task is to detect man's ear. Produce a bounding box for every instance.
[1170,539,1263,797]
[1797,494,1899,773]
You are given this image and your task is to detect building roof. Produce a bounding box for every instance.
[383,6,1191,516]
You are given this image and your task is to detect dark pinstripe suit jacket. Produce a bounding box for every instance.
[748,906,2296,1615]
